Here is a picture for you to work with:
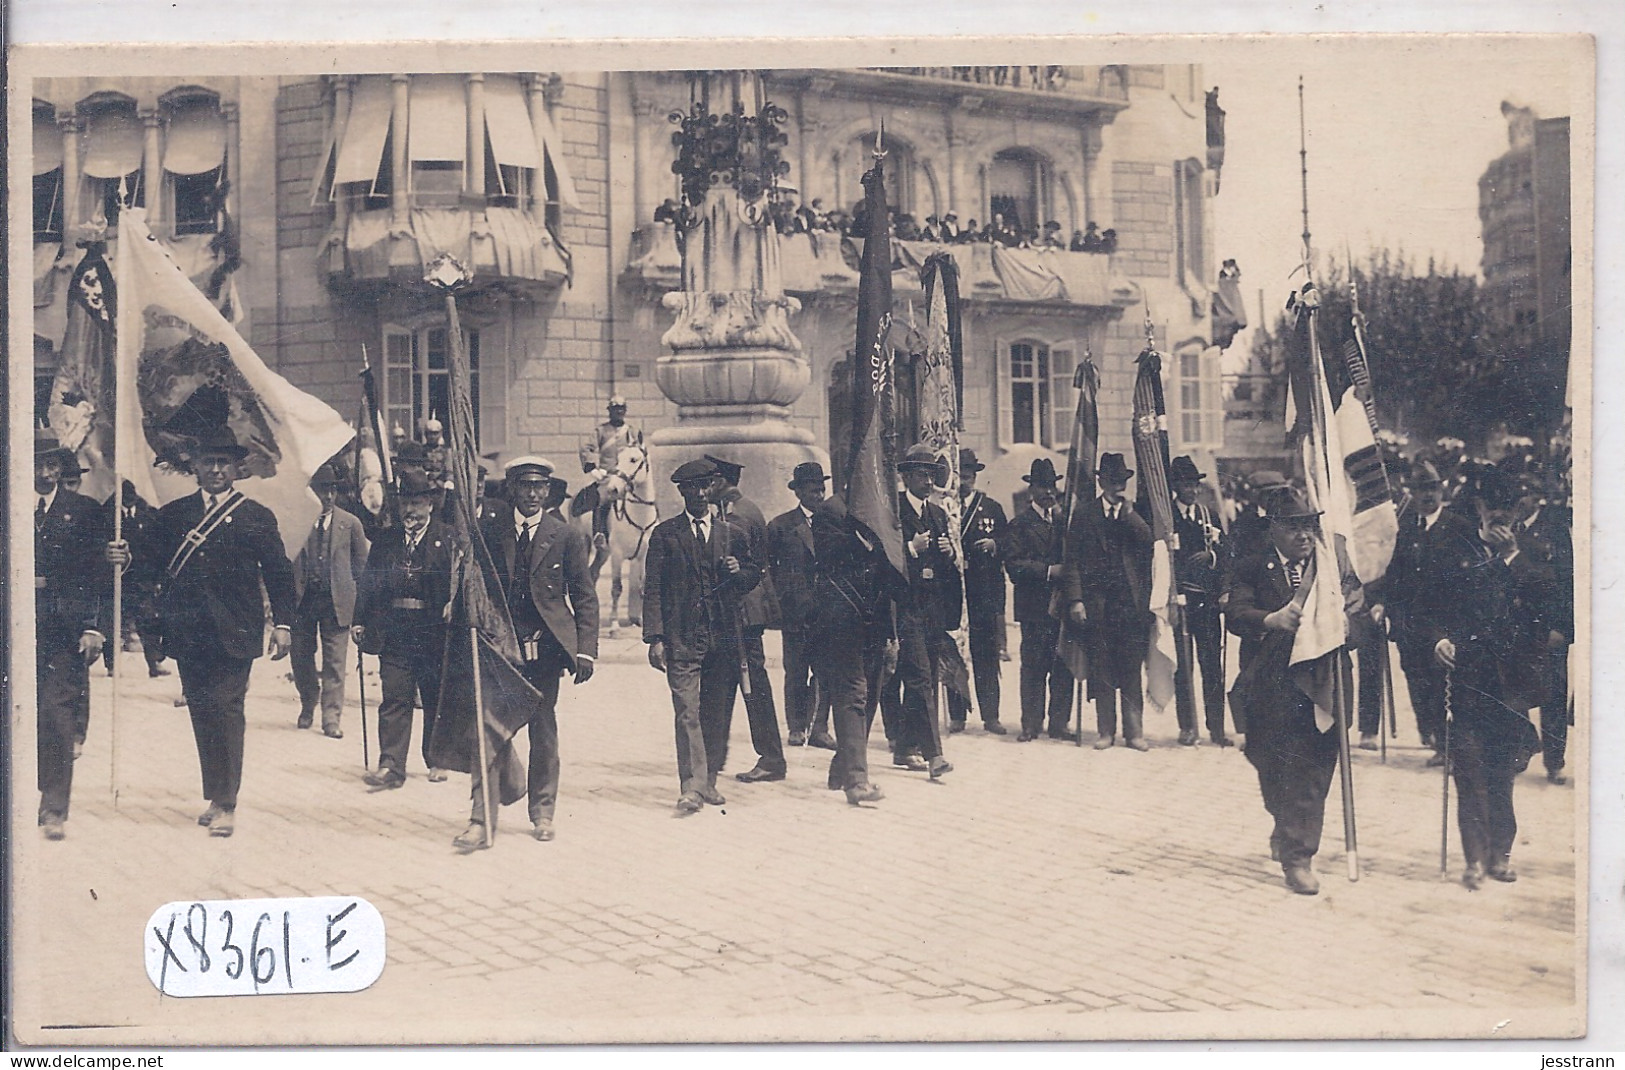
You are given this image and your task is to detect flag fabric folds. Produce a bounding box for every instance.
[48,242,119,502]
[1131,345,1179,714]
[114,209,354,558]
[1336,279,1398,583]
[842,150,907,580]
[919,252,972,703]
[1054,354,1100,680]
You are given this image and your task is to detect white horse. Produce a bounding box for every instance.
[571,443,658,638]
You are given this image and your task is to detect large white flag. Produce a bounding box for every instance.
[115,209,354,558]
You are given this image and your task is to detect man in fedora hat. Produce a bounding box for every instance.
[1510,470,1574,785]
[1004,456,1075,742]
[353,468,457,791]
[292,463,371,738]
[1169,456,1231,747]
[703,455,788,785]
[950,447,1010,735]
[34,432,108,840]
[768,461,837,749]
[1226,485,1365,895]
[108,425,297,838]
[1415,466,1547,888]
[1062,452,1154,750]
[643,458,763,813]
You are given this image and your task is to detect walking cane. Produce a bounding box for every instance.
[1378,635,1389,765]
[1331,649,1359,882]
[1440,667,1454,875]
[357,643,371,770]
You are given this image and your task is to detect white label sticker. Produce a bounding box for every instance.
[143,897,385,997]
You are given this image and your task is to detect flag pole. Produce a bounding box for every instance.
[110,456,123,807]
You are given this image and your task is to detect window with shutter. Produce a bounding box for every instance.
[993,334,1012,448]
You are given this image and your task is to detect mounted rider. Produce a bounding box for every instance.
[577,394,643,549]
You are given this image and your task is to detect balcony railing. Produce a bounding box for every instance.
[869,65,1130,102]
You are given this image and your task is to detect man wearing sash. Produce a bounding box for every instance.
[109,426,296,838]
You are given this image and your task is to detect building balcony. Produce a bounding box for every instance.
[320,204,569,293]
[767,66,1131,123]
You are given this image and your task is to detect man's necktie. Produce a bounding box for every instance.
[1286,560,1304,590]
[36,497,46,534]
[693,518,708,547]
[516,521,534,575]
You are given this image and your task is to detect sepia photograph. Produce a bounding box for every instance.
[4,23,1597,1049]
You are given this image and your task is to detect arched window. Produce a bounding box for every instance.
[160,87,227,237]
[77,93,144,230]
[989,148,1048,237]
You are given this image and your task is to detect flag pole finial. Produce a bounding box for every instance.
[874,120,886,160]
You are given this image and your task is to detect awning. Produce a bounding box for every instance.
[309,123,337,206]
[81,108,143,179]
[532,104,581,211]
[484,75,541,169]
[332,76,393,187]
[163,102,226,175]
[408,74,466,163]
[34,112,63,175]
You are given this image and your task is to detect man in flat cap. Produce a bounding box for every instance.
[951,448,1010,735]
[704,454,787,784]
[353,468,456,791]
[1226,486,1366,895]
[291,463,370,739]
[1004,457,1074,742]
[1063,453,1153,750]
[35,432,107,840]
[643,458,764,813]
[108,425,297,838]
[453,457,598,848]
[1169,456,1231,747]
[768,461,837,749]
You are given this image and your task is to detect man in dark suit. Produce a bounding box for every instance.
[885,444,957,778]
[1003,457,1075,742]
[55,455,98,754]
[949,448,1009,734]
[110,426,296,839]
[1227,487,1365,895]
[35,433,107,840]
[452,457,599,848]
[1372,461,1472,766]
[1063,453,1154,750]
[704,455,787,784]
[353,469,456,790]
[1169,456,1231,747]
[767,461,836,749]
[643,458,764,813]
[104,480,170,681]
[1513,473,1574,785]
[1417,466,1547,888]
[292,464,371,738]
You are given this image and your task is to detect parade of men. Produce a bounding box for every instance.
[353,469,455,790]
[34,433,106,840]
[291,464,370,739]
[107,425,298,839]
[454,457,599,848]
[1003,457,1075,742]
[949,448,1010,734]
[767,461,837,749]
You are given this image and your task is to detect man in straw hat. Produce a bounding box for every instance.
[1003,456,1074,742]
[34,431,108,840]
[107,425,297,839]
[291,463,371,739]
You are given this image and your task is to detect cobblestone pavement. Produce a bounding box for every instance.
[9,615,1583,1045]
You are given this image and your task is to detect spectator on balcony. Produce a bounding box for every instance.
[959,219,981,243]
[921,215,940,242]
[1076,222,1103,252]
[1099,228,1118,254]
[1046,66,1067,90]
[895,213,922,242]
[1043,221,1066,249]
[940,213,962,242]
[988,213,1020,248]
[797,198,826,234]
[654,198,682,226]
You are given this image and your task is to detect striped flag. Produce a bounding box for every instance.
[1131,342,1178,714]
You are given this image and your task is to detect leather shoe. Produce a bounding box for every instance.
[807,733,838,751]
[1461,862,1486,890]
[453,822,490,850]
[148,664,172,678]
[364,769,406,790]
[1546,768,1568,785]
[983,721,1008,735]
[1211,734,1235,748]
[1358,734,1379,751]
[844,783,885,805]
[697,786,726,806]
[1282,862,1319,895]
[1093,735,1115,750]
[323,726,344,740]
[787,730,808,746]
[1017,731,1038,743]
[928,756,953,779]
[1269,839,1281,863]
[675,792,703,814]
[41,818,66,841]
[1125,737,1150,752]
[208,810,235,838]
[73,740,84,760]
[894,753,929,772]
[1426,751,1447,768]
[1487,862,1517,883]
[427,768,449,783]
[532,820,556,842]
[1048,728,1080,743]
[198,804,224,827]
[1178,729,1199,747]
[297,713,314,729]
[735,765,786,783]
[948,721,966,734]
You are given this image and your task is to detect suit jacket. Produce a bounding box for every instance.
[36,488,109,640]
[481,508,599,665]
[1518,505,1574,643]
[959,491,1008,617]
[717,487,779,630]
[806,504,900,636]
[352,519,456,656]
[1062,497,1153,627]
[137,490,297,662]
[898,492,963,631]
[1377,506,1476,646]
[766,505,819,631]
[1171,500,1223,602]
[1003,503,1061,623]
[641,510,762,657]
[293,506,370,627]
